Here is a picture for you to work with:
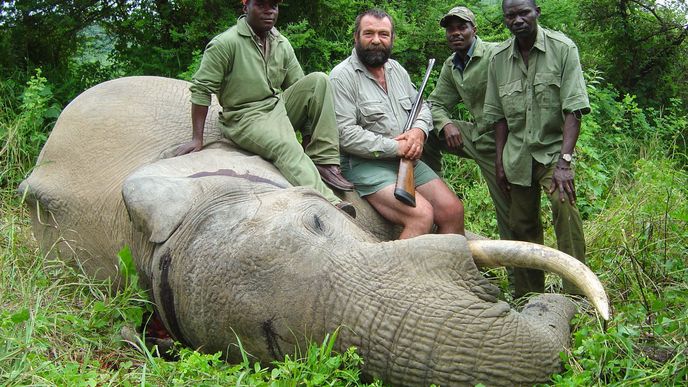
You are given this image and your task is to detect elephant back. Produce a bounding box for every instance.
[20,76,223,282]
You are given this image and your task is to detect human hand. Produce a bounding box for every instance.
[443,123,463,150]
[495,160,511,200]
[395,127,425,160]
[548,161,576,204]
[175,139,203,156]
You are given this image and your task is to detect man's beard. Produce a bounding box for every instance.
[355,41,392,68]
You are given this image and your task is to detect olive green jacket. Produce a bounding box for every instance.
[428,36,500,153]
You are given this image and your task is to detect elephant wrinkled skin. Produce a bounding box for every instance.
[19,76,608,386]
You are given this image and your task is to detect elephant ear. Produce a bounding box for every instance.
[122,175,199,243]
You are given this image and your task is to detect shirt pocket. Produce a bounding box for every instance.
[398,96,413,113]
[358,101,390,135]
[534,73,561,109]
[268,66,288,91]
[498,79,525,118]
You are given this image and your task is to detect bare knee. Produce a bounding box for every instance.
[434,196,465,235]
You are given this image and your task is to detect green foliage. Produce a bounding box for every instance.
[0,69,60,190]
[553,155,688,386]
[577,0,688,106]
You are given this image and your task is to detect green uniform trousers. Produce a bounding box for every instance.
[509,159,586,297]
[221,72,341,204]
[423,121,513,240]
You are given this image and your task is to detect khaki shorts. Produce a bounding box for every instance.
[341,156,439,197]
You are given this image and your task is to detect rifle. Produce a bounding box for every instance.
[393,58,435,207]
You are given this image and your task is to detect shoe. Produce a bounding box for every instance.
[335,201,356,218]
[316,164,354,191]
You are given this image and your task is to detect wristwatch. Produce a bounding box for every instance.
[560,153,573,162]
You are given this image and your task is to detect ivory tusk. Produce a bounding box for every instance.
[468,240,610,321]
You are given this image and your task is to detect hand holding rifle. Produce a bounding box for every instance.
[393,58,435,207]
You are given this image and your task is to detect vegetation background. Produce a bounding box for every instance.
[1,0,686,385]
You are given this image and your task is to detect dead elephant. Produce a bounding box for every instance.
[19,76,609,386]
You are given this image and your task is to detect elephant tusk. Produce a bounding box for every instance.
[468,240,610,321]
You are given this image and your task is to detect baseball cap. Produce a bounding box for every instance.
[440,6,477,28]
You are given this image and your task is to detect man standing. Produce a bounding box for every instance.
[425,6,513,240]
[176,0,356,217]
[330,9,465,239]
[484,0,591,297]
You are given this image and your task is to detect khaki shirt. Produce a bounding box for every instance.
[483,26,590,186]
[190,16,304,117]
[428,37,500,153]
[329,50,432,159]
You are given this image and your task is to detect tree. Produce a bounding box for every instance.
[578,0,688,105]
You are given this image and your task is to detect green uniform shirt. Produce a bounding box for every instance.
[189,16,304,117]
[483,26,590,186]
[329,49,432,159]
[428,37,500,153]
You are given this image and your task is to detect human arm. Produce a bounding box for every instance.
[177,37,232,156]
[547,43,591,203]
[548,112,581,204]
[175,104,209,156]
[483,57,510,197]
[428,58,464,149]
[494,118,510,198]
[281,40,305,90]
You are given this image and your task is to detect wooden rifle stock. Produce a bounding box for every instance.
[393,58,435,207]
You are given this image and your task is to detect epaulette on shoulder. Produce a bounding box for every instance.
[492,38,512,57]
[544,28,576,48]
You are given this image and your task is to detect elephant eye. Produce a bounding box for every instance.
[303,212,332,236]
[313,214,324,232]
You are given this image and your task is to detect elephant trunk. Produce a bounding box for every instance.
[468,240,610,320]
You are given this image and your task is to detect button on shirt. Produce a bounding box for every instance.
[483,26,590,186]
[329,49,432,159]
[189,16,303,118]
[428,37,499,152]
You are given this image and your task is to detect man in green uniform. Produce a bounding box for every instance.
[424,6,513,241]
[330,9,465,239]
[484,0,591,297]
[176,0,356,217]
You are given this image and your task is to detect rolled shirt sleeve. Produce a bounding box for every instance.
[560,44,591,115]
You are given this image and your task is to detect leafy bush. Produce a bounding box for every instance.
[0,69,60,190]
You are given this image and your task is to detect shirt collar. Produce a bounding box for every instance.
[509,25,546,58]
[452,36,479,70]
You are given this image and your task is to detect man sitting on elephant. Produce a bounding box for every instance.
[175,0,356,217]
[329,9,465,239]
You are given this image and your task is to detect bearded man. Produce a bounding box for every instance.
[329,9,465,239]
